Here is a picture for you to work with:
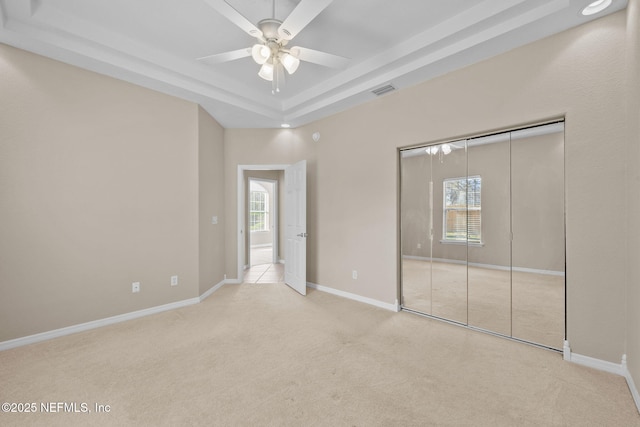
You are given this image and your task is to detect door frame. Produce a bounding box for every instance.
[237,164,289,281]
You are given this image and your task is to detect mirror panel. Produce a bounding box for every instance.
[430,141,468,324]
[400,148,433,314]
[510,125,565,349]
[467,135,512,336]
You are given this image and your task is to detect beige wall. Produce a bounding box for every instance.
[0,43,221,341]
[626,0,640,391]
[198,107,226,295]
[305,11,627,363]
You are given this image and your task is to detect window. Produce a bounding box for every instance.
[443,176,481,244]
[249,190,269,232]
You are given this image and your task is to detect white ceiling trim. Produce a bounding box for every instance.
[282,0,533,111]
[2,17,283,121]
[26,1,281,110]
[283,0,570,123]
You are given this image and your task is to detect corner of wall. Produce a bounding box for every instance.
[564,341,640,413]
[626,0,640,416]
[197,106,227,295]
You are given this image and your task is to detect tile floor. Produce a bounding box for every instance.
[250,246,273,266]
[243,263,285,284]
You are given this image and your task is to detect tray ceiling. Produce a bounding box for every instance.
[0,0,627,128]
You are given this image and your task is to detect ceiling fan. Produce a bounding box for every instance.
[198,0,349,94]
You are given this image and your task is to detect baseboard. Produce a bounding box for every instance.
[563,341,625,375]
[307,282,399,312]
[564,341,640,414]
[0,280,232,352]
[199,279,226,302]
[622,355,640,414]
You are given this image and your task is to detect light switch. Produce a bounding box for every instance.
[211,216,218,225]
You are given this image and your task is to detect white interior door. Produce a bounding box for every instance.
[284,160,307,295]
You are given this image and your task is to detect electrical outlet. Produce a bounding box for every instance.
[352,270,358,280]
[171,275,178,286]
[132,282,140,293]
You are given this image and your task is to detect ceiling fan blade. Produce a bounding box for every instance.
[197,48,251,64]
[278,0,333,41]
[291,47,349,69]
[203,0,263,39]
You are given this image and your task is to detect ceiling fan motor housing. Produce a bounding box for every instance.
[258,19,283,41]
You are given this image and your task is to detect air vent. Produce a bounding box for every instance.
[371,84,396,96]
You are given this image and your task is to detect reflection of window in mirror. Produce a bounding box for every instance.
[442,176,482,244]
[249,190,269,232]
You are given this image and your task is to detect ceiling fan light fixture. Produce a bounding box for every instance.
[258,61,274,81]
[281,52,300,74]
[203,0,344,95]
[251,44,271,65]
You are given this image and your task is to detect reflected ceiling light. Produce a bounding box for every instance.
[426,145,452,155]
[426,144,453,162]
[581,0,612,15]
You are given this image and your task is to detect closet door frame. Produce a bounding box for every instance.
[398,119,566,351]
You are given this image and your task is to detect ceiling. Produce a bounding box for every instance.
[0,0,627,128]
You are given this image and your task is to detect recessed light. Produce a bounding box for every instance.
[581,0,612,16]
[281,123,291,128]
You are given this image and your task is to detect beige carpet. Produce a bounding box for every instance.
[1,283,638,426]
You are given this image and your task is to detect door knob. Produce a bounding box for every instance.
[296,232,308,238]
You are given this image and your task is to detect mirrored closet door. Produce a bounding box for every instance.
[400,122,565,350]
[466,134,512,337]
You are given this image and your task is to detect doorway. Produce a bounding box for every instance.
[248,178,278,267]
[237,162,308,294]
